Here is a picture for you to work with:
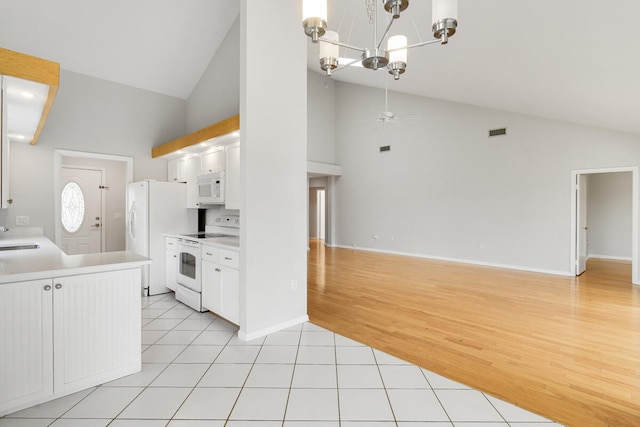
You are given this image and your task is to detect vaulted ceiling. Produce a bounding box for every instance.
[2,0,639,135]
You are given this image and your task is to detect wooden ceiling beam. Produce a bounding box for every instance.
[152,114,240,158]
[0,48,60,145]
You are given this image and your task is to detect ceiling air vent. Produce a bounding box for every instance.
[488,127,507,137]
[379,145,391,152]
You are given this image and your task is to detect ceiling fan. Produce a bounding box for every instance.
[372,78,417,127]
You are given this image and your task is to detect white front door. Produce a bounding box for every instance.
[576,174,588,275]
[60,167,103,255]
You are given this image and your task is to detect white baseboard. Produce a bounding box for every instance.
[332,245,572,277]
[238,315,309,342]
[588,254,632,261]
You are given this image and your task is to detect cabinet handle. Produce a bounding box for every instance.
[215,268,221,272]
[206,252,213,256]
[44,285,51,291]
[55,283,62,289]
[224,257,232,261]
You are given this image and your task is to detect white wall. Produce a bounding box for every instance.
[186,17,240,133]
[239,0,308,339]
[307,70,336,164]
[0,70,186,240]
[587,172,632,259]
[333,82,640,274]
[61,156,128,252]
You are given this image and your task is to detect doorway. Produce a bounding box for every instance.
[570,167,639,284]
[309,187,326,242]
[59,166,104,254]
[54,150,133,253]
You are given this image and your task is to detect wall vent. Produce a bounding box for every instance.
[379,145,391,152]
[488,127,507,137]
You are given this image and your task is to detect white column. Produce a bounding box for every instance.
[239,0,309,339]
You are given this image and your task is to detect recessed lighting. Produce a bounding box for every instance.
[232,132,240,137]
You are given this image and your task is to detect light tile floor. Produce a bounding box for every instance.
[1,293,565,427]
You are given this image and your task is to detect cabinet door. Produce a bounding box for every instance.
[168,157,188,183]
[221,267,240,325]
[165,247,178,291]
[0,279,54,414]
[200,147,225,174]
[201,260,222,313]
[53,269,141,394]
[186,156,201,208]
[225,142,240,210]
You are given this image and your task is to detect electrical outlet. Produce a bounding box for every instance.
[114,212,122,220]
[15,216,29,225]
[291,280,298,290]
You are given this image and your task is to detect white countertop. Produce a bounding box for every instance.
[0,235,151,284]
[166,233,240,249]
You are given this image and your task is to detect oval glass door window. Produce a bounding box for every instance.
[61,182,85,233]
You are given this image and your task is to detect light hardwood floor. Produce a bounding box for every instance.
[307,240,640,427]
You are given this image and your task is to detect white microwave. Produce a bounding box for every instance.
[197,171,225,204]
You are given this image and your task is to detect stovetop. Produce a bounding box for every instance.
[181,232,229,239]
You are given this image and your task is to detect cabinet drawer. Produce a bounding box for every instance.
[166,237,178,249]
[219,250,239,269]
[202,246,220,263]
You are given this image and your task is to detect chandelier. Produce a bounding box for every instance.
[302,0,458,80]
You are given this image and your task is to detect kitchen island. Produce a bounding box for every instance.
[0,233,150,416]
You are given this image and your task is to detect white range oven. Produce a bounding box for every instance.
[175,214,240,312]
[176,238,204,312]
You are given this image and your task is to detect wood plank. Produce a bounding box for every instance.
[151,114,240,158]
[307,241,640,427]
[0,48,60,145]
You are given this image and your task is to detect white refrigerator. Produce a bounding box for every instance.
[127,180,193,295]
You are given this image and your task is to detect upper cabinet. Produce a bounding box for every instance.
[1,48,60,208]
[155,115,241,210]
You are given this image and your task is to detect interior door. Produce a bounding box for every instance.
[576,174,588,275]
[60,167,103,255]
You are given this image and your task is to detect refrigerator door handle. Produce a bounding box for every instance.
[129,204,136,240]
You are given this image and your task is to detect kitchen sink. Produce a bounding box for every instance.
[0,243,40,251]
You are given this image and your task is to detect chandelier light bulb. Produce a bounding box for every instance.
[432,0,458,40]
[303,0,328,42]
[388,35,408,64]
[319,31,340,75]
[303,0,327,22]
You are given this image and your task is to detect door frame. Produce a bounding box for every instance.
[570,166,638,284]
[54,150,134,252]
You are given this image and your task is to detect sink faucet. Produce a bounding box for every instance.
[0,226,10,232]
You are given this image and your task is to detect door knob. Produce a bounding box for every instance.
[91,223,101,228]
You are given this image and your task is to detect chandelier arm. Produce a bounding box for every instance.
[318,37,366,53]
[333,57,363,73]
[376,17,397,50]
[402,38,443,51]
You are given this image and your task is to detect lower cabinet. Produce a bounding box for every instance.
[0,269,141,416]
[165,237,179,291]
[201,246,239,325]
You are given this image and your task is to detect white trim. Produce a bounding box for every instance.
[570,166,638,285]
[54,150,133,252]
[307,161,342,177]
[238,315,309,342]
[588,254,633,262]
[333,245,572,277]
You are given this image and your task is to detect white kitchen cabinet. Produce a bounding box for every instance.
[167,157,188,183]
[1,79,10,209]
[0,269,141,416]
[200,146,225,174]
[225,141,240,210]
[201,245,240,325]
[165,237,179,291]
[0,279,53,413]
[186,156,201,208]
